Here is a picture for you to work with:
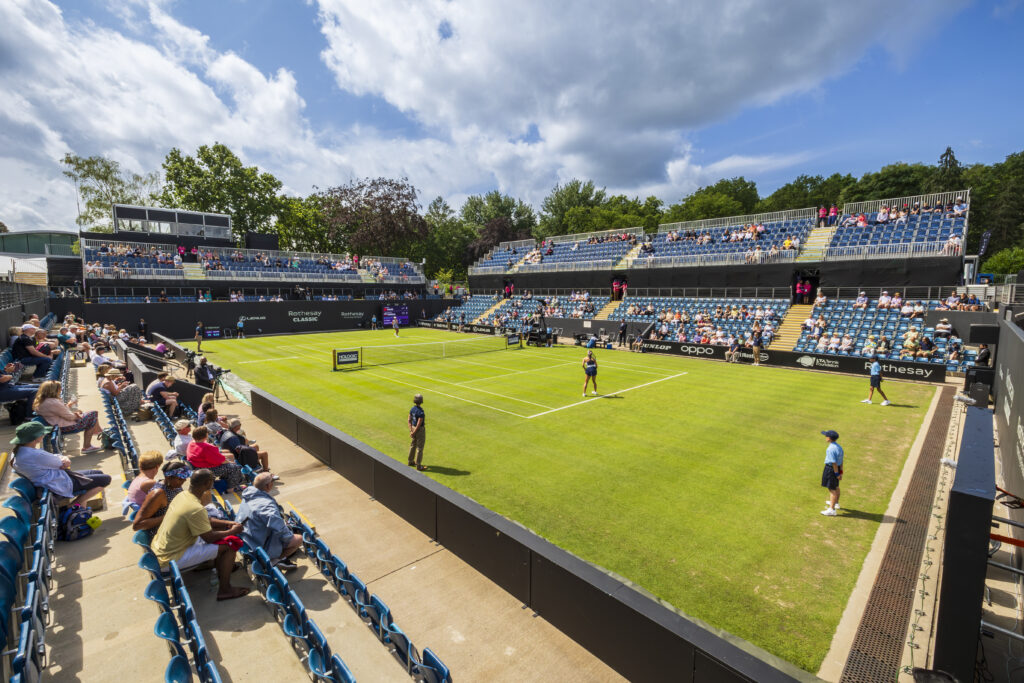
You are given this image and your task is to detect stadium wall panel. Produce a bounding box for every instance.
[994,312,1024,563]
[248,386,811,682]
[296,417,329,464]
[468,256,961,293]
[922,310,998,340]
[46,299,457,340]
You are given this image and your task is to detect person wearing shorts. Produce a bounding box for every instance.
[407,394,426,471]
[582,350,598,396]
[820,430,843,516]
[861,356,891,405]
[393,316,400,337]
[371,314,378,331]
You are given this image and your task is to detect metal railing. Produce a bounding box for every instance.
[631,250,798,269]
[85,266,186,279]
[546,226,643,244]
[0,282,47,310]
[44,244,78,257]
[516,259,617,273]
[822,241,957,261]
[658,207,817,234]
[468,265,510,276]
[201,270,364,283]
[843,189,970,217]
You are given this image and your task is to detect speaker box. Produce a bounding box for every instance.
[968,324,1000,345]
[967,382,990,405]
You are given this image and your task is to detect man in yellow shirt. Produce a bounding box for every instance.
[151,468,249,601]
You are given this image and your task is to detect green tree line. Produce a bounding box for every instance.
[55,144,1024,276]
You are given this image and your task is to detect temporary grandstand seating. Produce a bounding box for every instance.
[826,213,965,257]
[792,299,977,371]
[606,296,790,345]
[482,295,610,325]
[517,235,637,271]
[638,217,813,266]
[443,295,496,322]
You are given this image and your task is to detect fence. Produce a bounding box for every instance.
[516,259,617,273]
[546,226,644,244]
[822,242,956,262]
[0,282,47,310]
[631,250,798,269]
[843,189,970,217]
[658,208,817,234]
[202,270,363,283]
[467,265,509,276]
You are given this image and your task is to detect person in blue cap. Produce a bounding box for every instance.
[821,430,843,516]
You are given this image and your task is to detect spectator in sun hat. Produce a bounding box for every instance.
[852,291,869,310]
[953,197,967,216]
[876,291,892,309]
[820,430,843,516]
[934,318,953,339]
[862,335,878,356]
[11,322,53,378]
[11,421,111,507]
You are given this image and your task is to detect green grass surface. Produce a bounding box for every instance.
[193,328,935,671]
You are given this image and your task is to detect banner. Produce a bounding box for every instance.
[333,349,361,371]
[642,339,946,382]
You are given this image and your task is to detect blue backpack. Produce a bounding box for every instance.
[58,504,94,541]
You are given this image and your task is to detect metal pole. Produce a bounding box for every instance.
[981,620,1024,643]
[988,559,1024,577]
[992,515,1024,530]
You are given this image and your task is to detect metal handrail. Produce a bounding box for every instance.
[546,226,643,244]
[843,190,970,217]
[658,208,816,234]
[631,251,798,269]
[822,242,957,261]
[516,259,616,273]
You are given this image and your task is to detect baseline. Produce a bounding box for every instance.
[525,372,688,419]
[362,370,530,418]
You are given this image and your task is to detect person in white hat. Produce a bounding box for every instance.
[11,323,53,379]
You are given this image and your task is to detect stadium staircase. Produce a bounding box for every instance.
[614,243,643,270]
[357,268,377,283]
[508,253,531,273]
[773,303,812,349]
[592,299,621,321]
[181,263,206,280]
[796,225,836,262]
[474,299,506,324]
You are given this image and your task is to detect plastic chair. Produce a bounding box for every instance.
[154,611,188,659]
[418,648,452,683]
[145,579,173,613]
[132,529,152,550]
[139,552,169,583]
[8,479,37,502]
[0,515,29,549]
[365,594,390,640]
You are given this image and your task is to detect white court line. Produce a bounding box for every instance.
[458,360,578,383]
[590,360,674,376]
[525,372,688,419]
[237,355,301,364]
[375,363,556,409]
[362,371,529,418]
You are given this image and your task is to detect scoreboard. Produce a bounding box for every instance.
[382,304,409,326]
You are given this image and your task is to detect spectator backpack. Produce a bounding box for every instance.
[58,504,95,541]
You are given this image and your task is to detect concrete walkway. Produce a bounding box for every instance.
[35,363,622,682]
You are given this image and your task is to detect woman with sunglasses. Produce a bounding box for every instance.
[132,460,193,533]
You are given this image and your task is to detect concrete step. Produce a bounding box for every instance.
[614,244,643,270]
[593,299,622,321]
[474,299,507,324]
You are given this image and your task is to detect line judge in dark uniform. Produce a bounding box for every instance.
[407,394,427,471]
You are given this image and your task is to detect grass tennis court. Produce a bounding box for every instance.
[192,328,936,671]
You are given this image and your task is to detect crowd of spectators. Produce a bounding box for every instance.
[643,303,778,347]
[839,197,968,229]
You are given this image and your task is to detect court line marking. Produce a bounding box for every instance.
[363,371,530,418]
[525,371,688,419]
[458,360,578,383]
[374,363,557,409]
[588,360,675,376]
[237,355,301,364]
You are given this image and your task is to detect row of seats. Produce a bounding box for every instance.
[829,216,965,250]
[644,219,814,258]
[100,388,141,479]
[134,538,224,683]
[1,476,58,683]
[286,511,451,682]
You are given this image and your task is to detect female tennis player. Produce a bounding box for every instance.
[582,350,598,396]
[393,316,400,337]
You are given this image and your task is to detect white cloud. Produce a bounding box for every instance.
[0,0,965,232]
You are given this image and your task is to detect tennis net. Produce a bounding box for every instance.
[333,333,522,370]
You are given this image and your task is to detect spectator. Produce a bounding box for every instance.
[946,338,963,362]
[125,450,164,510]
[817,205,828,227]
[33,380,103,452]
[237,472,301,570]
[952,197,967,216]
[219,418,276,478]
[975,343,991,367]
[890,292,904,310]
[900,335,920,360]
[11,422,111,506]
[97,367,144,415]
[917,336,936,359]
[0,362,37,404]
[198,392,216,425]
[877,291,892,309]
[911,301,926,319]
[814,291,828,307]
[11,323,53,378]
[862,335,878,356]
[899,300,915,318]
[146,372,179,417]
[876,335,891,355]
[941,291,961,310]
[33,329,60,359]
[186,426,245,492]
[132,461,191,532]
[149,468,249,601]
[934,318,953,339]
[852,291,869,310]
[875,206,890,224]
[172,420,193,460]
[828,204,838,225]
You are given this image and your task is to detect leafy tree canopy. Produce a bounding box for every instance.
[61,153,160,231]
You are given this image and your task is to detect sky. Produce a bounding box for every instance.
[0,0,1021,231]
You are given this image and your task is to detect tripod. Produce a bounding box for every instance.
[210,376,227,402]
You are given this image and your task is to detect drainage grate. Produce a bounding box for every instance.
[840,387,954,683]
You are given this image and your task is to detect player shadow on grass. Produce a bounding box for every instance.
[424,465,471,476]
[835,508,900,524]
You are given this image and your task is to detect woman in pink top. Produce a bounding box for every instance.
[125,451,163,508]
[32,380,103,452]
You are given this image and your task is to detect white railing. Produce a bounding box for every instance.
[822,242,957,261]
[201,270,364,283]
[658,208,816,234]
[843,190,970,217]
[86,266,185,279]
[630,250,798,269]
[516,259,616,273]
[468,265,510,275]
[546,226,643,244]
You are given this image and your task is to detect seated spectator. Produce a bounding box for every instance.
[186,426,244,492]
[0,362,37,404]
[125,450,164,511]
[946,338,963,362]
[934,318,953,339]
[814,291,827,307]
[237,472,301,570]
[146,372,179,417]
[841,214,857,227]
[961,293,983,311]
[97,366,144,415]
[172,420,193,460]
[827,334,841,352]
[941,291,961,310]
[899,301,915,317]
[90,344,127,373]
[975,343,991,367]
[840,335,854,353]
[219,418,275,477]
[953,197,968,216]
[11,422,111,506]
[875,207,890,224]
[876,335,891,355]
[852,292,869,310]
[917,336,936,358]
[149,468,249,601]
[855,213,868,227]
[198,392,216,425]
[12,323,53,378]
[890,292,904,309]
[911,301,926,319]
[132,461,192,532]
[862,336,878,356]
[33,329,60,359]
[815,335,829,352]
[900,336,920,359]
[33,380,103,452]
[877,291,892,309]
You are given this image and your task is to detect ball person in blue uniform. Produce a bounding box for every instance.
[861,355,891,406]
[581,349,598,397]
[407,394,427,471]
[820,430,843,516]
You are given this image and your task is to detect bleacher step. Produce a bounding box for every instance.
[593,299,621,321]
[181,263,206,280]
[615,244,643,270]
[774,303,813,348]
[796,225,836,262]
[474,299,507,324]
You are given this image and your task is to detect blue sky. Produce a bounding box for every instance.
[0,0,1021,230]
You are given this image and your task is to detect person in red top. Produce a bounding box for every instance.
[186,425,244,492]
[817,206,827,227]
[828,204,838,225]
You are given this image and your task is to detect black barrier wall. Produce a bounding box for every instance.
[248,388,812,682]
[995,314,1024,563]
[48,299,457,339]
[639,339,947,382]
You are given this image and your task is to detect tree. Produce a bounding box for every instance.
[537,179,608,237]
[418,197,475,279]
[61,153,160,231]
[159,143,283,239]
[663,193,744,224]
[275,195,330,252]
[837,163,935,205]
[460,191,536,236]
[0,220,7,233]
[931,146,964,193]
[756,173,855,213]
[313,177,428,257]
[466,216,534,262]
[981,247,1024,275]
